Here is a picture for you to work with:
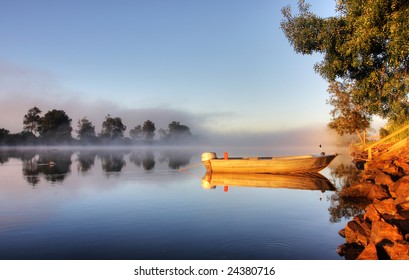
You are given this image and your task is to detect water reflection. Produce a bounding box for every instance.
[129,150,156,170]
[0,147,364,260]
[159,149,192,169]
[0,148,196,186]
[99,151,127,174]
[327,162,365,223]
[76,150,97,173]
[202,172,336,192]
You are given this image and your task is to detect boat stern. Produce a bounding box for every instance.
[201,152,217,172]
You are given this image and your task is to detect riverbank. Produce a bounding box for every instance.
[337,143,409,259]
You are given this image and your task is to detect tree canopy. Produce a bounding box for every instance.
[39,109,73,143]
[142,120,155,141]
[76,116,96,142]
[0,106,197,146]
[23,106,42,135]
[281,0,409,137]
[100,115,126,140]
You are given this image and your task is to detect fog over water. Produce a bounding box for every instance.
[0,60,338,143]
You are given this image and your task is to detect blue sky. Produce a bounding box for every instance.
[0,0,338,139]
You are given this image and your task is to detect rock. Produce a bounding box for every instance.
[368,184,390,201]
[342,141,409,259]
[382,240,409,260]
[360,170,377,183]
[338,228,346,238]
[394,159,409,174]
[397,201,409,212]
[372,198,397,216]
[370,220,403,245]
[383,163,400,176]
[364,204,381,222]
[379,213,409,238]
[356,242,378,260]
[337,243,364,260]
[340,182,373,198]
[389,176,409,198]
[345,218,371,246]
[374,172,394,187]
[395,180,409,204]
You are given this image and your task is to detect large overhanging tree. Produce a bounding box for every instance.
[281,0,409,143]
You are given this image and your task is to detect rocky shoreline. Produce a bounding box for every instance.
[337,143,409,259]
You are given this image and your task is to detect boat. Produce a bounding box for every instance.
[201,171,336,192]
[201,152,337,174]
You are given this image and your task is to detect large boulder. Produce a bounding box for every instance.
[389,176,409,199]
[368,184,390,201]
[374,172,394,187]
[370,220,403,245]
[356,242,378,260]
[382,240,409,260]
[340,182,373,198]
[393,159,409,174]
[345,217,371,246]
[372,198,397,216]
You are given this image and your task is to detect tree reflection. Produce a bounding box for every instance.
[327,163,367,223]
[0,150,9,164]
[36,150,73,183]
[159,149,193,169]
[0,149,37,164]
[22,157,40,186]
[76,151,97,173]
[99,151,126,174]
[129,150,155,171]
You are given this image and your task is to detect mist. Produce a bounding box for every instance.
[0,60,348,150]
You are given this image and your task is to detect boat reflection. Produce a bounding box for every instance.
[202,172,336,192]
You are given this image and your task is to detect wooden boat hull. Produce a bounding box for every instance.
[202,153,337,174]
[202,172,336,191]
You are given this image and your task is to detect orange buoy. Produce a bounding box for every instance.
[224,152,228,160]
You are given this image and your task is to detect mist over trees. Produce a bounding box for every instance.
[0,106,196,146]
[281,0,409,143]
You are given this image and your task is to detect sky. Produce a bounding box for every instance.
[0,0,341,144]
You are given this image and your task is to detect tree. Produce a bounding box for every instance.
[39,109,73,143]
[23,106,42,135]
[0,128,10,144]
[100,114,126,140]
[158,128,168,140]
[158,121,193,143]
[76,117,96,142]
[327,81,371,144]
[281,0,409,133]
[142,120,155,141]
[129,125,143,140]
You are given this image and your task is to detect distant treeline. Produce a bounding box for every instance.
[0,106,197,146]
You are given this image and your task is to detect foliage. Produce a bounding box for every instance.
[129,125,143,140]
[0,106,197,146]
[379,127,390,138]
[39,109,73,143]
[327,81,371,143]
[100,114,126,139]
[23,106,42,135]
[0,128,10,144]
[158,121,193,143]
[142,120,155,141]
[281,0,409,134]
[76,117,96,142]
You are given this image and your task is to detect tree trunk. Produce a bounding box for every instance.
[356,129,364,145]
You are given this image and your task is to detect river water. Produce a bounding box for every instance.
[0,145,354,260]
